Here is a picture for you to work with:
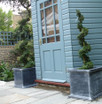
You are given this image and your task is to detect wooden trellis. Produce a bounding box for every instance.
[0,32,16,46]
[0,32,33,46]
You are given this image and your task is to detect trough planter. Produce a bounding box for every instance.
[69,67,102,100]
[13,67,36,88]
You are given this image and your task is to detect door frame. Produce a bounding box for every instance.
[37,0,67,82]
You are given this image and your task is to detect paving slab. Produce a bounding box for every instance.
[28,89,59,98]
[0,81,6,86]
[8,87,43,95]
[0,81,14,89]
[68,99,90,104]
[12,98,38,104]
[0,94,29,104]
[89,97,102,104]
[27,89,50,97]
[28,93,75,104]
[0,89,14,97]
[33,90,60,99]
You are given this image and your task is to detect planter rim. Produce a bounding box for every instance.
[12,67,35,71]
[68,66,102,73]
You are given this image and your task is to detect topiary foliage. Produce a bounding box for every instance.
[76,10,93,69]
[11,39,35,68]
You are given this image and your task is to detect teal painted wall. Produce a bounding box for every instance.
[69,0,102,68]
[61,0,73,82]
[31,0,42,80]
[31,0,102,82]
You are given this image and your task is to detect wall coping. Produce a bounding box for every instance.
[0,46,15,48]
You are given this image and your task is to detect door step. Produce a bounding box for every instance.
[35,80,70,87]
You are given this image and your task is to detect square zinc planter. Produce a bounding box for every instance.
[69,67,102,100]
[13,67,36,88]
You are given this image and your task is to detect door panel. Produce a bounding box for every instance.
[37,0,66,82]
[53,49,62,72]
[43,50,52,71]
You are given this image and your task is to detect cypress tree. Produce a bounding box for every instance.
[76,10,93,69]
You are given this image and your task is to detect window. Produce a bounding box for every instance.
[40,0,60,44]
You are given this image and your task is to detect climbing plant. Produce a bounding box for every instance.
[76,10,93,69]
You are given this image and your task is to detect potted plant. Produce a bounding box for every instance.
[69,10,102,100]
[13,67,36,88]
[12,40,36,88]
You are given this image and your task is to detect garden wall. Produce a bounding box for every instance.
[0,46,15,64]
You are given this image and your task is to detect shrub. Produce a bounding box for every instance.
[11,18,33,42]
[0,62,14,81]
[76,10,93,69]
[10,11,34,68]
[11,39,35,68]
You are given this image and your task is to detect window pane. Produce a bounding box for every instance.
[41,10,45,37]
[40,3,43,9]
[45,0,52,7]
[45,7,54,36]
[47,37,55,43]
[54,5,59,34]
[43,38,46,44]
[56,36,60,41]
[54,0,57,3]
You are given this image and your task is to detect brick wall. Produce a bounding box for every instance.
[0,46,15,64]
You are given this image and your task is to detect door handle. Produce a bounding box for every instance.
[39,38,42,45]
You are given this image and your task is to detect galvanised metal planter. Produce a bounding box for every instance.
[69,67,102,100]
[13,67,36,88]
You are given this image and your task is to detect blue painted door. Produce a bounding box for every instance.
[37,0,66,82]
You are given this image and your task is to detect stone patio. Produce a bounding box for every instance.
[0,81,102,104]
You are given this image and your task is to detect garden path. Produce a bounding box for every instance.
[0,81,102,104]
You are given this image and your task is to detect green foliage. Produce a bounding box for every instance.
[12,18,33,41]
[10,7,34,68]
[76,10,93,69]
[0,62,14,81]
[0,38,3,42]
[11,40,35,68]
[0,8,13,31]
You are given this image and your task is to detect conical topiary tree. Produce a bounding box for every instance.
[76,10,93,69]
